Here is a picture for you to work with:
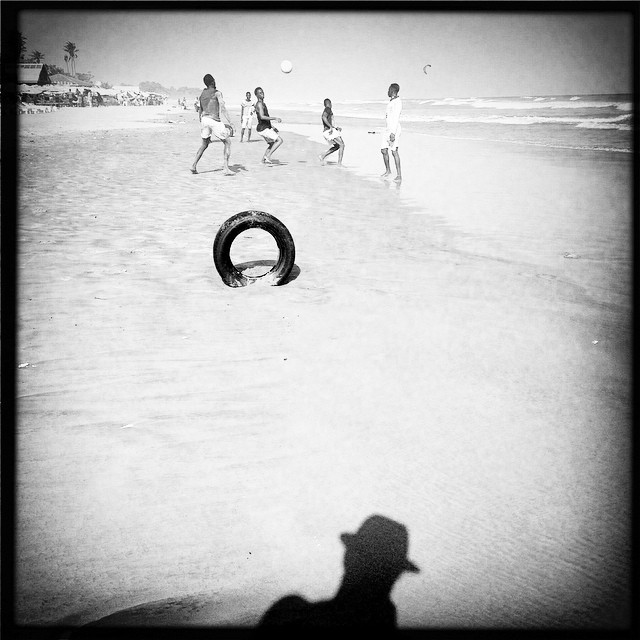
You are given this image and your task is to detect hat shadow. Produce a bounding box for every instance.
[51,515,416,635]
[258,514,418,630]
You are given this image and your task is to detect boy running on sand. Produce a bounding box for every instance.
[191,74,234,175]
[254,87,283,164]
[381,83,402,182]
[319,98,345,165]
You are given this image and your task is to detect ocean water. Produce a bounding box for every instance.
[277,92,633,322]
[272,94,633,154]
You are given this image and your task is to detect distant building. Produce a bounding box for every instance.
[49,73,81,86]
[18,63,51,85]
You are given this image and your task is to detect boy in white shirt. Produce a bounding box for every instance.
[381,83,402,182]
[240,91,255,142]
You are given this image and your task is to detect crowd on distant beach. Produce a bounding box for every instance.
[190,73,403,181]
[18,87,106,112]
[17,86,168,114]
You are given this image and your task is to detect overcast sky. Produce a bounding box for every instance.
[19,9,633,101]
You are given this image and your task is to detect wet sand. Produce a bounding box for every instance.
[15,106,631,630]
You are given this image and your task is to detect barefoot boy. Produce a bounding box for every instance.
[381,83,402,182]
[191,74,234,175]
[240,91,255,142]
[319,98,345,165]
[254,87,283,164]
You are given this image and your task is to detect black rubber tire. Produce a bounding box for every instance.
[213,211,296,287]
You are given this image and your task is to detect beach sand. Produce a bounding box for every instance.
[14,105,631,630]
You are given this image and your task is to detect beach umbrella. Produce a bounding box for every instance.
[40,85,69,94]
[19,84,70,95]
[18,84,46,94]
[96,87,118,96]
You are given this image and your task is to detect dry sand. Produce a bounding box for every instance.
[14,105,631,631]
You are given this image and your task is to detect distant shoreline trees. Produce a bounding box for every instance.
[16,33,196,94]
[76,72,94,84]
[139,80,167,94]
[46,63,65,76]
[139,81,201,98]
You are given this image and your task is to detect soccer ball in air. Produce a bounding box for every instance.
[280,60,293,74]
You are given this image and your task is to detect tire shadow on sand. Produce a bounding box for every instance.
[234,260,301,285]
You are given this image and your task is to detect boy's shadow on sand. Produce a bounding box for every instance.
[211,164,247,175]
[192,165,247,175]
[258,514,419,630]
[264,159,288,166]
[236,260,300,284]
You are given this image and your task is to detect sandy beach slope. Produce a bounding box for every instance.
[14,105,631,630]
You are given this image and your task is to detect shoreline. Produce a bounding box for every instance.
[277,119,631,304]
[18,102,633,151]
[15,105,631,628]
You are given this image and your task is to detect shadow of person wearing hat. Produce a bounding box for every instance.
[258,515,419,630]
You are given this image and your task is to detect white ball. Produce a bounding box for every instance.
[280,60,293,74]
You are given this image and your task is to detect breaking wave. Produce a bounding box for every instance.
[418,97,632,111]
[401,113,633,130]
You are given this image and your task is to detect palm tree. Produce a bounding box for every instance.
[63,41,78,76]
[19,32,27,61]
[30,50,45,63]
[64,54,69,75]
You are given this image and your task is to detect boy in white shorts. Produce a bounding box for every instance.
[254,87,283,164]
[191,73,234,175]
[319,98,345,165]
[381,83,402,182]
[240,91,255,142]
